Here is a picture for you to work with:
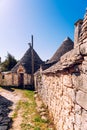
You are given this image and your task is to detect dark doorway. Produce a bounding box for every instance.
[18,73,24,88]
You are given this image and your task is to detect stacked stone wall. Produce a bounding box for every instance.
[1,73,12,86]
[12,73,18,86]
[34,40,87,130]
[0,73,31,87]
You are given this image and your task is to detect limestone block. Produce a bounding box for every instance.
[63,75,72,87]
[72,73,87,92]
[84,56,87,61]
[68,47,81,61]
[83,38,87,43]
[75,114,81,126]
[81,109,87,130]
[76,90,87,110]
[80,42,87,55]
[72,73,83,90]
[63,114,74,130]
[67,88,76,102]
[74,124,81,130]
[69,112,75,124]
[60,47,80,63]
[81,74,87,92]
[63,123,73,130]
[62,96,73,111]
[57,118,63,130]
[75,104,81,114]
[60,50,70,62]
[82,61,87,73]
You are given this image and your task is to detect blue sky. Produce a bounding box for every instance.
[0,0,87,61]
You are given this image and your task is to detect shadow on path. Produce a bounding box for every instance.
[1,86,15,92]
[0,95,13,130]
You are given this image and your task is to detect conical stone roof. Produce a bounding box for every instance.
[11,47,43,74]
[47,37,74,64]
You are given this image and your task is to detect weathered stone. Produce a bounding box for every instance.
[72,73,87,92]
[75,104,81,114]
[34,10,87,130]
[60,47,80,63]
[38,108,46,113]
[34,94,37,98]
[75,113,81,126]
[80,42,87,55]
[66,87,75,102]
[0,126,8,130]
[74,124,81,130]
[40,112,47,116]
[84,56,87,61]
[63,75,72,87]
[76,90,87,110]
[82,61,87,73]
[41,115,48,121]
[81,74,87,92]
[81,109,87,130]
[72,73,82,89]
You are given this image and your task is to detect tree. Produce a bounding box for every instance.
[1,53,17,71]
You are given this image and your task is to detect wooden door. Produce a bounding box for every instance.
[18,73,24,87]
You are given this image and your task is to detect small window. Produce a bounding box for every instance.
[2,75,4,79]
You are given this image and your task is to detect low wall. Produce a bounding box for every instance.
[34,42,87,130]
[0,72,31,87]
[0,73,13,86]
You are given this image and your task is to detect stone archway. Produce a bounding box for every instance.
[17,65,25,88]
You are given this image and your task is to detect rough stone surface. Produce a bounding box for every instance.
[35,55,87,130]
[0,95,12,130]
[82,61,87,73]
[80,42,87,55]
[76,90,87,110]
[81,109,87,130]
[75,104,81,115]
[34,9,87,130]
[63,74,72,88]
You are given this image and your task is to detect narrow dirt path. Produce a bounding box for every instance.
[0,87,23,130]
[0,88,22,115]
[10,109,23,130]
[0,87,55,130]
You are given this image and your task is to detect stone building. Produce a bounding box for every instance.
[42,37,74,70]
[34,9,87,130]
[0,46,43,88]
[47,37,74,64]
[74,8,87,47]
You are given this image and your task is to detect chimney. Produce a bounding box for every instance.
[74,19,83,48]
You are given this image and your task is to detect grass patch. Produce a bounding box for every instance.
[12,100,22,119]
[12,89,55,130]
[34,127,41,130]
[34,116,49,123]
[21,123,34,130]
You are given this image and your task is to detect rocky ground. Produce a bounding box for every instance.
[0,87,22,130]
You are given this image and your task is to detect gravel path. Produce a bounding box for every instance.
[0,87,55,130]
[0,87,22,130]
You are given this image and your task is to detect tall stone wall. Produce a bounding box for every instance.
[34,40,87,130]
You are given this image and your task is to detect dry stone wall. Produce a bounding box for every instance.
[34,40,87,130]
[1,73,13,86]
